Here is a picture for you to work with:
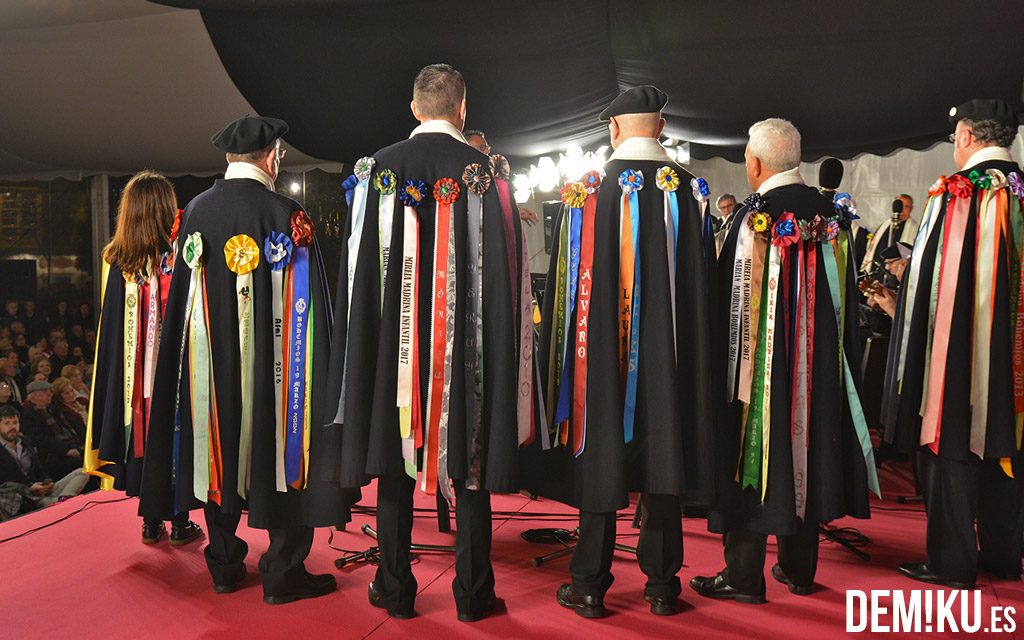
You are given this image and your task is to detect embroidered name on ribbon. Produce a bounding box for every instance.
[397,180,426,478]
[264,231,293,492]
[224,234,259,497]
[285,212,315,489]
[462,163,490,488]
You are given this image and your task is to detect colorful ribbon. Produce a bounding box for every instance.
[572,188,598,456]
[618,169,643,443]
[397,180,426,478]
[462,164,490,488]
[225,234,260,497]
[264,232,292,492]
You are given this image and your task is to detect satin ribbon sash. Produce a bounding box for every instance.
[285,247,311,487]
[271,267,287,491]
[129,281,147,460]
[547,214,569,428]
[123,279,140,458]
[741,235,768,404]
[741,255,771,491]
[189,269,212,501]
[397,206,420,446]
[665,190,680,357]
[1013,196,1024,448]
[424,198,453,497]
[623,190,642,443]
[821,241,881,497]
[969,188,1004,457]
[517,215,535,447]
[380,192,396,309]
[791,241,809,520]
[897,194,945,384]
[554,205,583,424]
[465,191,484,488]
[171,269,198,502]
[336,175,370,420]
[728,209,753,401]
[142,273,160,427]
[236,271,255,496]
[496,177,518,312]
[435,207,457,503]
[572,194,597,456]
[303,304,314,488]
[921,194,972,451]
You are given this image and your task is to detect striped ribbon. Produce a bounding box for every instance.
[285,246,311,487]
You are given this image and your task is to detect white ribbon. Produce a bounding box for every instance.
[236,272,255,497]
[123,280,139,435]
[379,192,396,312]
[729,210,753,401]
[271,268,286,492]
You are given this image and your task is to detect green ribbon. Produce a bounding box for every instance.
[189,269,211,502]
[821,241,881,498]
[741,255,771,490]
[549,215,569,425]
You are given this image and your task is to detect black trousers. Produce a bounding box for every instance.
[570,494,683,600]
[723,518,819,594]
[917,448,1024,584]
[374,474,494,614]
[203,502,315,596]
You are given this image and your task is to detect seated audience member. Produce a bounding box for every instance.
[0,357,23,404]
[61,365,90,402]
[77,302,94,330]
[0,301,19,329]
[30,356,52,383]
[52,300,72,336]
[22,302,48,345]
[51,377,87,440]
[11,330,30,365]
[49,340,71,375]
[20,380,84,479]
[0,405,89,519]
[0,381,19,413]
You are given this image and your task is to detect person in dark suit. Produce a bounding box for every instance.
[20,380,84,479]
[883,98,1024,588]
[0,405,89,516]
[325,63,524,622]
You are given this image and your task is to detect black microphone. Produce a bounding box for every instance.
[890,198,903,248]
[818,157,844,193]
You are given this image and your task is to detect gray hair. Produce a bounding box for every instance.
[747,118,801,172]
[716,193,736,206]
[961,119,1017,148]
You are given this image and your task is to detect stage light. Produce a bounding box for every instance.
[514,189,532,204]
[290,181,301,194]
[537,156,559,192]
[528,164,541,189]
[512,173,531,193]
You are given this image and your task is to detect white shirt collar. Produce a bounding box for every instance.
[962,146,1013,172]
[608,137,674,163]
[409,119,467,143]
[224,162,275,191]
[755,166,805,195]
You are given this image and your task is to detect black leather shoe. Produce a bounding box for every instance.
[771,563,812,595]
[689,573,766,604]
[264,573,337,605]
[643,590,679,616]
[141,521,165,545]
[213,567,246,594]
[457,591,498,623]
[556,584,606,618]
[898,563,974,590]
[368,581,415,619]
[979,561,1022,581]
[170,521,204,546]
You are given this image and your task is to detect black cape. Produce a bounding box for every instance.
[528,155,716,513]
[710,183,871,536]
[322,132,524,492]
[138,177,352,529]
[883,158,1022,461]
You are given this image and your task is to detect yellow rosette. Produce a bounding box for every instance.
[225,234,259,497]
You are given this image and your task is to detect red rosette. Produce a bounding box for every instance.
[581,170,602,194]
[169,208,183,243]
[290,210,315,247]
[433,177,460,205]
[946,174,974,199]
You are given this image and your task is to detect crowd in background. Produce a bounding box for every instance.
[0,297,98,520]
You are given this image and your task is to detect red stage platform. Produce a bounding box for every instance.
[1,463,1021,639]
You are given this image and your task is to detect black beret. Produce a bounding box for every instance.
[211,116,289,153]
[948,99,1022,127]
[599,85,668,121]
[878,241,913,261]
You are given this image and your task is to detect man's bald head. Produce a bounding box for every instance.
[608,112,666,149]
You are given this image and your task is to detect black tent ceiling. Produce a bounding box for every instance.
[161,1,1024,165]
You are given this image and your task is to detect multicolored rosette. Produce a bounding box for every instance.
[808,215,828,242]
[462,163,491,195]
[1008,172,1024,199]
[433,177,460,204]
[797,219,813,241]
[182,232,204,270]
[581,170,602,194]
[284,215,313,489]
[968,169,992,190]
[400,179,428,207]
[824,217,840,241]
[489,154,511,181]
[743,192,767,214]
[690,176,710,203]
[159,251,173,276]
[770,212,799,249]
[264,231,292,492]
[947,174,974,200]
[375,168,397,195]
[833,192,859,229]
[748,212,772,235]
[928,176,948,197]
[656,167,679,192]
[224,234,260,498]
[618,168,644,194]
[560,181,587,208]
[354,156,375,181]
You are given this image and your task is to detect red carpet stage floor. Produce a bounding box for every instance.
[2,463,1022,640]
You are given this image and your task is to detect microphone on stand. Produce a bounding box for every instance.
[890,198,903,250]
[818,157,843,195]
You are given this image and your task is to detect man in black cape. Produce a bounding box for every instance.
[322,64,523,621]
[691,118,874,604]
[883,99,1024,588]
[139,116,351,603]
[533,86,716,618]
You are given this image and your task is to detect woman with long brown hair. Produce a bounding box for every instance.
[84,170,202,546]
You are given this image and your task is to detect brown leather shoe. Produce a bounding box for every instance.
[556,584,606,618]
